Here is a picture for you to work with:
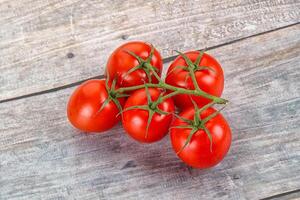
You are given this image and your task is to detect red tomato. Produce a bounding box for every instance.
[165,51,224,110]
[170,107,231,168]
[67,79,124,132]
[122,88,175,143]
[106,41,163,87]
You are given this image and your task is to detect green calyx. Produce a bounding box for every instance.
[119,86,170,138]
[123,45,160,83]
[175,50,215,73]
[174,50,215,92]
[97,73,128,116]
[171,99,226,155]
[166,50,215,78]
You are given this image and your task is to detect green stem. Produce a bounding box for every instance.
[152,91,179,107]
[115,82,227,104]
[160,91,179,101]
[161,83,226,104]
[115,83,160,93]
[189,68,201,91]
[144,63,163,83]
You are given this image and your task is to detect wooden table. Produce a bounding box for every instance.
[1,1,299,199]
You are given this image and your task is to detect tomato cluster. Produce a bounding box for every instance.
[67,41,231,169]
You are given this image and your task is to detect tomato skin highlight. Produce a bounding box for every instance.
[165,51,224,110]
[122,88,175,143]
[106,41,163,87]
[67,79,124,133]
[170,107,231,168]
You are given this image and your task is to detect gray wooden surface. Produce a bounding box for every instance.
[0,0,300,200]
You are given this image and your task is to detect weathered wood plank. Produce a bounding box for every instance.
[0,0,300,101]
[0,25,299,200]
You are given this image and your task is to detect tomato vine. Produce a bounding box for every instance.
[67,41,231,168]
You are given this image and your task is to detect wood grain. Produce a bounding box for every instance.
[0,25,299,200]
[0,0,300,101]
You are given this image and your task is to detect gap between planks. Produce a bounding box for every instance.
[260,188,300,200]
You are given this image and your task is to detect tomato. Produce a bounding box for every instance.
[122,88,175,143]
[165,51,224,110]
[106,41,163,87]
[170,107,231,168]
[67,79,124,132]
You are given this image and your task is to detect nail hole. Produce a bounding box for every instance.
[233,174,241,179]
[121,35,129,40]
[67,52,75,59]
